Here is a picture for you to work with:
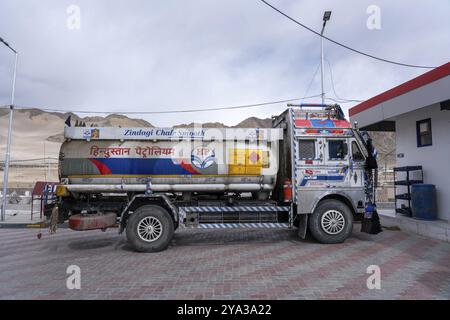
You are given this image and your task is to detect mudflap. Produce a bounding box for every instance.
[297,214,308,239]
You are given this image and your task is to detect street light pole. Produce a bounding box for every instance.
[0,37,18,222]
[320,11,332,105]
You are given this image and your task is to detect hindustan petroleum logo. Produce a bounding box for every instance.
[83,128,100,139]
[191,146,215,169]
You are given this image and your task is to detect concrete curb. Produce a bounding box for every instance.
[380,214,449,243]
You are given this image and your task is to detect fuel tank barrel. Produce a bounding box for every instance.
[59,127,282,192]
[69,212,117,231]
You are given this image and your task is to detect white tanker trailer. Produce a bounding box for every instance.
[59,127,280,195]
[53,104,380,252]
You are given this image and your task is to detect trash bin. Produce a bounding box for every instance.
[411,184,437,220]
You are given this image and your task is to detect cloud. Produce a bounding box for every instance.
[0,0,449,126]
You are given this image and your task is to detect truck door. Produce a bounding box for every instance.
[324,138,350,187]
[349,139,366,187]
[296,138,324,188]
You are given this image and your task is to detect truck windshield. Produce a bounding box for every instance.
[328,140,347,160]
[351,141,364,161]
[299,139,316,160]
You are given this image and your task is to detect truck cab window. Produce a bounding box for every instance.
[299,139,315,159]
[351,141,364,161]
[328,140,347,160]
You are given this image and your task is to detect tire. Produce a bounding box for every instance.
[126,205,174,252]
[308,199,353,244]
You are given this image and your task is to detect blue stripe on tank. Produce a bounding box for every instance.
[93,158,197,175]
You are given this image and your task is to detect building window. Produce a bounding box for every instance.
[416,118,432,147]
[298,139,315,159]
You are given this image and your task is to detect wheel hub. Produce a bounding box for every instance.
[137,216,163,242]
[320,210,345,235]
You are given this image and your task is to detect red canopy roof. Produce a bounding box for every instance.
[349,61,450,117]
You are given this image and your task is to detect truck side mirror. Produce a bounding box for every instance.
[343,142,348,157]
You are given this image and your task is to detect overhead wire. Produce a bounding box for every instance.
[300,61,321,104]
[325,58,364,103]
[259,0,436,69]
[0,157,58,164]
[2,94,323,115]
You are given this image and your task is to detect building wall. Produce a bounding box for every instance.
[395,103,450,222]
[350,75,450,128]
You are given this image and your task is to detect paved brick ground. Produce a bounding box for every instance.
[0,225,449,300]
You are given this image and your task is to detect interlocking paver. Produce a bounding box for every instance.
[0,226,449,299]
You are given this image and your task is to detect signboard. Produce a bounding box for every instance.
[65,127,283,141]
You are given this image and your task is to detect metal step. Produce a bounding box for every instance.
[180,206,290,213]
[193,223,290,229]
[395,193,411,200]
[396,208,412,216]
[394,166,423,172]
[394,180,423,186]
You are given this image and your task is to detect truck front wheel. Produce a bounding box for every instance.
[308,199,353,244]
[126,205,174,252]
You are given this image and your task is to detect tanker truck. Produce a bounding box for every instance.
[53,104,378,252]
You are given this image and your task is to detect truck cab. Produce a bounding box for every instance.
[272,104,377,243]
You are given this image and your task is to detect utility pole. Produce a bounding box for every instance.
[0,36,18,221]
[320,11,332,105]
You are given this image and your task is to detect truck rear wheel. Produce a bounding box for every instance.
[308,199,353,244]
[126,205,174,252]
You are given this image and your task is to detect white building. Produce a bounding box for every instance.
[350,62,450,222]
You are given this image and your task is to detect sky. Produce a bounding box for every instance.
[0,0,449,126]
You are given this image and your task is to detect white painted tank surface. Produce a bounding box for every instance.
[60,127,282,192]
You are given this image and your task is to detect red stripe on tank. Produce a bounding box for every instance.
[179,159,200,174]
[89,159,112,175]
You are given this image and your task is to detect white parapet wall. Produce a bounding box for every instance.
[395,103,450,222]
